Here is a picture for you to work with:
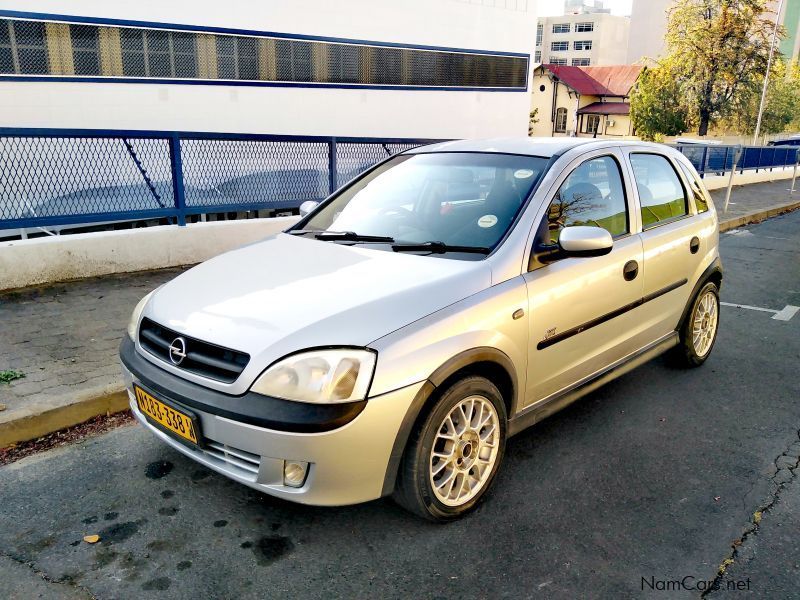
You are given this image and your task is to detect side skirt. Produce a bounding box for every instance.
[507,332,679,437]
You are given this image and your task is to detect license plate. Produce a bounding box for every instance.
[134,385,200,445]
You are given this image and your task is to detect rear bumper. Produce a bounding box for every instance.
[119,339,424,506]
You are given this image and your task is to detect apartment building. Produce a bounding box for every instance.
[535,12,629,67]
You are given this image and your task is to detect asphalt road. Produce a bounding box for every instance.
[1,211,799,600]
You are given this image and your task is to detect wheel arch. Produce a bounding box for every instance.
[380,347,518,496]
[678,257,723,331]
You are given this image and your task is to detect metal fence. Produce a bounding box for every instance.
[674,143,800,178]
[0,129,441,231]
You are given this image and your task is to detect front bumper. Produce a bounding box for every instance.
[119,338,424,506]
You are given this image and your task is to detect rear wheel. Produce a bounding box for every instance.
[393,376,507,521]
[674,281,720,367]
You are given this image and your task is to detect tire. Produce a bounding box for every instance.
[673,281,720,367]
[393,375,507,522]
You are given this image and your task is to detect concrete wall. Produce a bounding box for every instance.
[538,13,630,67]
[0,0,539,139]
[626,0,670,63]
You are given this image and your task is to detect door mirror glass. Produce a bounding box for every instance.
[299,200,320,217]
[558,225,613,257]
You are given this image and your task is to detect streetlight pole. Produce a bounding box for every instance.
[753,0,785,145]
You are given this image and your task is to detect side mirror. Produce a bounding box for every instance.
[558,226,613,257]
[299,200,320,217]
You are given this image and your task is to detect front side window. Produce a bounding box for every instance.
[630,153,689,228]
[554,107,568,133]
[299,153,549,256]
[678,161,710,213]
[545,155,628,243]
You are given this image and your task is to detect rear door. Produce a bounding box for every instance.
[622,150,706,339]
[522,149,644,405]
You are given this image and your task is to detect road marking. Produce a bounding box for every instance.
[721,302,799,321]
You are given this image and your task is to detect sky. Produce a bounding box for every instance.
[537,0,634,17]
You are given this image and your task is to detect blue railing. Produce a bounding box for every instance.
[674,144,800,178]
[0,128,443,231]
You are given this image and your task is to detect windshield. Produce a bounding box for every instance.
[298,152,549,255]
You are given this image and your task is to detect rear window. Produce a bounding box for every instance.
[630,153,689,229]
[677,161,710,213]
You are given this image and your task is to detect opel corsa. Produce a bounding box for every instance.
[120,138,722,520]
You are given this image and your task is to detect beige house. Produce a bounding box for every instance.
[529,64,643,138]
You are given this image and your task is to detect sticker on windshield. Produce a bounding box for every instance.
[514,169,534,179]
[478,214,498,228]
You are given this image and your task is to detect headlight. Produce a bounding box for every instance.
[250,349,376,404]
[127,290,156,341]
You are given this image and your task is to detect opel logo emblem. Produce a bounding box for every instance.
[168,337,187,365]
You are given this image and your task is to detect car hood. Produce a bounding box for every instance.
[143,233,492,389]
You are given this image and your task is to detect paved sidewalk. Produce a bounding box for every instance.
[0,179,798,446]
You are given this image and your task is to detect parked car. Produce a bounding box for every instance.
[767,135,800,147]
[119,138,722,521]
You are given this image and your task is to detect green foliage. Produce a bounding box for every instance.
[528,108,539,136]
[727,60,800,135]
[633,0,784,138]
[630,64,690,141]
[0,370,25,384]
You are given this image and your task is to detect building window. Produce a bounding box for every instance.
[555,107,568,132]
[550,57,567,65]
[71,25,100,75]
[216,35,259,80]
[573,40,593,51]
[576,22,594,32]
[536,23,543,47]
[121,29,197,78]
[0,17,528,89]
[534,50,541,63]
[572,58,591,66]
[551,41,569,52]
[584,114,601,133]
[0,20,48,74]
[275,39,312,82]
[553,23,571,34]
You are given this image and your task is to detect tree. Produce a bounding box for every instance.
[630,63,691,141]
[665,0,781,136]
[528,108,539,136]
[727,60,800,136]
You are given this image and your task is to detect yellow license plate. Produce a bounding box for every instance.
[134,385,199,445]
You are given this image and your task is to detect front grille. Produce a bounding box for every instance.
[203,441,261,481]
[139,317,249,383]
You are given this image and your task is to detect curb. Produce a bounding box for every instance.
[2,200,799,449]
[0,386,129,448]
[719,201,800,233]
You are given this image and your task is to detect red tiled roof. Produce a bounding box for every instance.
[541,64,643,97]
[577,101,631,115]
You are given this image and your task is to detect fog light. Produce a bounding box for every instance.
[283,460,308,488]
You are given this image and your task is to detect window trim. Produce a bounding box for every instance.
[629,151,692,231]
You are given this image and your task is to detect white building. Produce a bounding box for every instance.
[0,0,538,139]
[626,0,672,64]
[535,12,630,67]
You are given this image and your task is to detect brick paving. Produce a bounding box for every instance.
[0,179,797,437]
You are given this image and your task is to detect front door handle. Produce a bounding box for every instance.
[690,236,700,254]
[623,260,639,281]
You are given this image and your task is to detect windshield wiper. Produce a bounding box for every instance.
[287,229,323,236]
[391,241,491,254]
[314,231,395,243]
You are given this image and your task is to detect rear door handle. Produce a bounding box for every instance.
[690,236,700,254]
[623,260,639,281]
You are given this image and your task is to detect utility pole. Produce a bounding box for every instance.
[753,0,785,145]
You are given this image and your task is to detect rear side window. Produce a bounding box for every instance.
[546,155,628,243]
[677,161,710,213]
[630,153,688,229]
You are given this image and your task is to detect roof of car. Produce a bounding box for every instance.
[406,137,657,158]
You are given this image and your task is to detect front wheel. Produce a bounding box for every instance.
[674,281,720,367]
[393,376,507,521]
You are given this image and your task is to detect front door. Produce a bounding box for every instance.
[522,150,643,406]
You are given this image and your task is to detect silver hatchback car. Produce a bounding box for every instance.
[120,138,721,521]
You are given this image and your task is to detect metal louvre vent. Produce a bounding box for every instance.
[0,17,527,88]
[139,317,249,383]
[203,441,261,481]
